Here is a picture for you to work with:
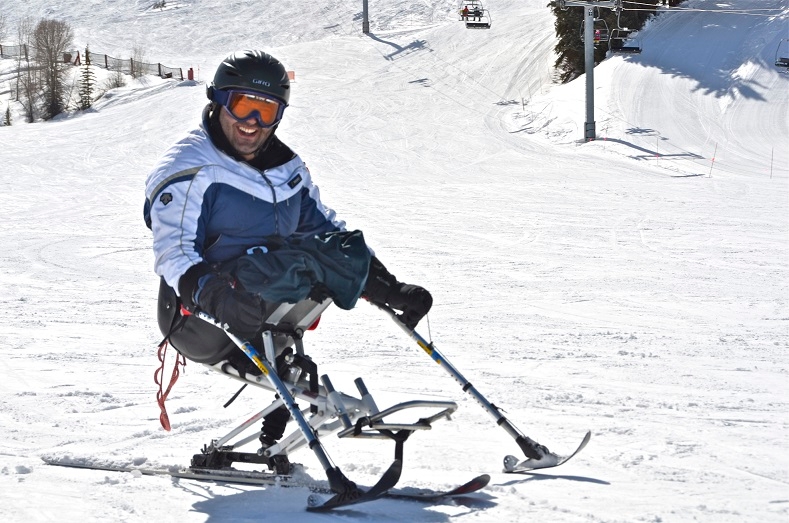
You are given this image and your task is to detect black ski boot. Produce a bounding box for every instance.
[259,405,292,474]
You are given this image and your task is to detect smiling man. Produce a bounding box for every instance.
[143,50,432,460]
[215,90,280,159]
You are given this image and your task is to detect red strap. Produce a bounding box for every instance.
[154,339,186,431]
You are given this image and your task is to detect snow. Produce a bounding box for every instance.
[1,0,787,521]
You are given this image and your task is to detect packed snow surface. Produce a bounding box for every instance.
[0,0,787,521]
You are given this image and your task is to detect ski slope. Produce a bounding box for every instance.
[0,0,787,521]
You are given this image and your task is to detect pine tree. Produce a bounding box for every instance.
[3,105,10,126]
[79,46,96,110]
[550,3,588,83]
[549,1,685,83]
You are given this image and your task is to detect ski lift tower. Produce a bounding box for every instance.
[560,0,618,141]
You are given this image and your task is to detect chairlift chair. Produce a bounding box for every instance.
[459,0,491,29]
[609,28,642,54]
[775,39,789,68]
[458,0,481,20]
[579,12,609,45]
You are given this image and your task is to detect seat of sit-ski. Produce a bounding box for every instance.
[157,276,331,366]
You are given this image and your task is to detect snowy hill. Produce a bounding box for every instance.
[0,1,787,522]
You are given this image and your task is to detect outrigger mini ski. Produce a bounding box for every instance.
[376,304,591,472]
[503,431,591,473]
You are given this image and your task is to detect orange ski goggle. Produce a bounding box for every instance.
[213,90,286,128]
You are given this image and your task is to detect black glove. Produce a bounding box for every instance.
[386,284,432,330]
[363,257,432,330]
[179,263,264,340]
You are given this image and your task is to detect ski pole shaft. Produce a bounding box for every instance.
[395,318,517,430]
[383,307,548,459]
[195,311,335,472]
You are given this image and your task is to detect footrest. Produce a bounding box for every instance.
[337,400,457,439]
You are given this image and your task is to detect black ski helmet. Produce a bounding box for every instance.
[207,50,290,105]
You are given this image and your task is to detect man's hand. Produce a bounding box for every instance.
[192,274,264,339]
[386,283,433,330]
[363,257,432,330]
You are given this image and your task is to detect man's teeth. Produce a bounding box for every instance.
[238,125,257,135]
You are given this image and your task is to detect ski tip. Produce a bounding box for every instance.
[307,493,327,508]
[439,473,491,496]
[457,473,491,493]
[579,430,592,449]
[503,455,519,472]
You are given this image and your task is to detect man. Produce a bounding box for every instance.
[144,50,432,453]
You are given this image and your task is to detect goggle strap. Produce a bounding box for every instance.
[212,89,284,107]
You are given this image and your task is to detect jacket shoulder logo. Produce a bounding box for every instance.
[159,193,173,205]
[287,174,303,189]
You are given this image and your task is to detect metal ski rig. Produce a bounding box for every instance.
[375,304,591,471]
[193,304,459,510]
[181,296,587,509]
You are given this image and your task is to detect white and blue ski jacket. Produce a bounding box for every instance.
[144,114,345,295]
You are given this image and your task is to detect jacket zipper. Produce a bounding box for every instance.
[261,171,279,235]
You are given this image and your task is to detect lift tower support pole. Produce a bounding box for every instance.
[561,0,618,141]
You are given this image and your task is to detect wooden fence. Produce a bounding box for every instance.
[0,44,183,80]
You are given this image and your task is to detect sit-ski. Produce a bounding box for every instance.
[185,297,590,511]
